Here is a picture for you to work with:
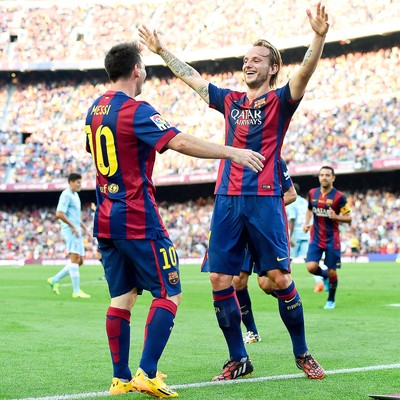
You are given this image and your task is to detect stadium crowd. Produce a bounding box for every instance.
[1,1,399,62]
[0,190,399,262]
[0,46,399,184]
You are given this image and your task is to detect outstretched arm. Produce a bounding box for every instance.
[139,25,210,104]
[289,2,330,101]
[167,133,265,173]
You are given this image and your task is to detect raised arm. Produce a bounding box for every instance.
[289,3,330,101]
[139,25,210,104]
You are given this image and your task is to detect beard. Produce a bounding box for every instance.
[244,71,269,90]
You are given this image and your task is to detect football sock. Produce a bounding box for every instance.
[213,286,248,361]
[236,286,258,333]
[140,298,177,379]
[275,281,308,357]
[106,307,132,380]
[313,266,328,278]
[327,273,338,302]
[68,263,80,293]
[52,264,70,283]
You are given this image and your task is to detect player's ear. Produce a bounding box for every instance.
[133,64,140,78]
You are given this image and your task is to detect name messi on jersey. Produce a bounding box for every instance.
[312,206,330,217]
[91,105,111,116]
[231,109,262,125]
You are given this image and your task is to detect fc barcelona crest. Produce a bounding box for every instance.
[168,271,179,285]
[326,199,333,206]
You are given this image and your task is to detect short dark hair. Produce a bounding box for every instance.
[319,165,335,176]
[68,173,82,182]
[104,42,142,82]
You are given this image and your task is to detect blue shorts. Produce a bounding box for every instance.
[306,243,341,269]
[61,228,85,256]
[97,237,182,299]
[290,238,309,259]
[208,195,290,276]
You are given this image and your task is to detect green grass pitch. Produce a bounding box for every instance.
[0,262,399,400]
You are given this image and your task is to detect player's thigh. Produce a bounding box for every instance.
[115,237,182,298]
[324,248,342,269]
[298,240,309,259]
[98,238,138,298]
[208,195,246,275]
[306,243,324,263]
[245,196,290,273]
[63,230,85,257]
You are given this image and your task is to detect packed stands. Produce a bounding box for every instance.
[0,191,398,261]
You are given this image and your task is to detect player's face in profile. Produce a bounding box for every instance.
[70,179,82,192]
[318,168,335,189]
[242,46,272,89]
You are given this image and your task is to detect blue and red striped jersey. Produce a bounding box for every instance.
[85,90,180,239]
[209,82,300,196]
[307,187,351,249]
[279,158,293,192]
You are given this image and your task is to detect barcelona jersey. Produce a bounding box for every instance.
[208,82,300,196]
[308,187,351,250]
[85,90,180,240]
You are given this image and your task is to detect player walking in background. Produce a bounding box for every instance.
[47,173,91,299]
[234,158,297,344]
[303,166,352,309]
[286,183,324,292]
[140,2,329,381]
[86,42,264,397]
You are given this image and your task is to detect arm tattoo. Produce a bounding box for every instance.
[198,85,209,98]
[161,49,195,77]
[302,49,312,66]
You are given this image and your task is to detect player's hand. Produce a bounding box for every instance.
[303,224,311,233]
[229,148,265,173]
[290,239,296,247]
[327,207,336,219]
[306,3,329,37]
[72,226,79,237]
[138,25,163,54]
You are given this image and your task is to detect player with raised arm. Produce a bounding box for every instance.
[304,166,352,310]
[140,2,329,380]
[85,42,264,397]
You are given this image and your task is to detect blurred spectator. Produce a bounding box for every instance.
[0,190,398,260]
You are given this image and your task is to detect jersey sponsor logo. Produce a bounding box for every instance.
[168,271,179,285]
[276,256,288,262]
[99,183,119,194]
[284,295,296,303]
[150,114,172,130]
[312,206,329,217]
[109,183,119,194]
[230,109,262,125]
[283,170,291,180]
[262,184,271,189]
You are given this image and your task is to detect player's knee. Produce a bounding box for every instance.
[210,272,232,291]
[233,273,248,290]
[166,292,182,307]
[306,262,318,274]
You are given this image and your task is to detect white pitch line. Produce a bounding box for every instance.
[10,363,400,400]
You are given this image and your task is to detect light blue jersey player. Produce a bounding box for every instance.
[47,173,91,298]
[286,183,310,260]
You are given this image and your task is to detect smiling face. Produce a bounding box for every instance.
[242,46,272,89]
